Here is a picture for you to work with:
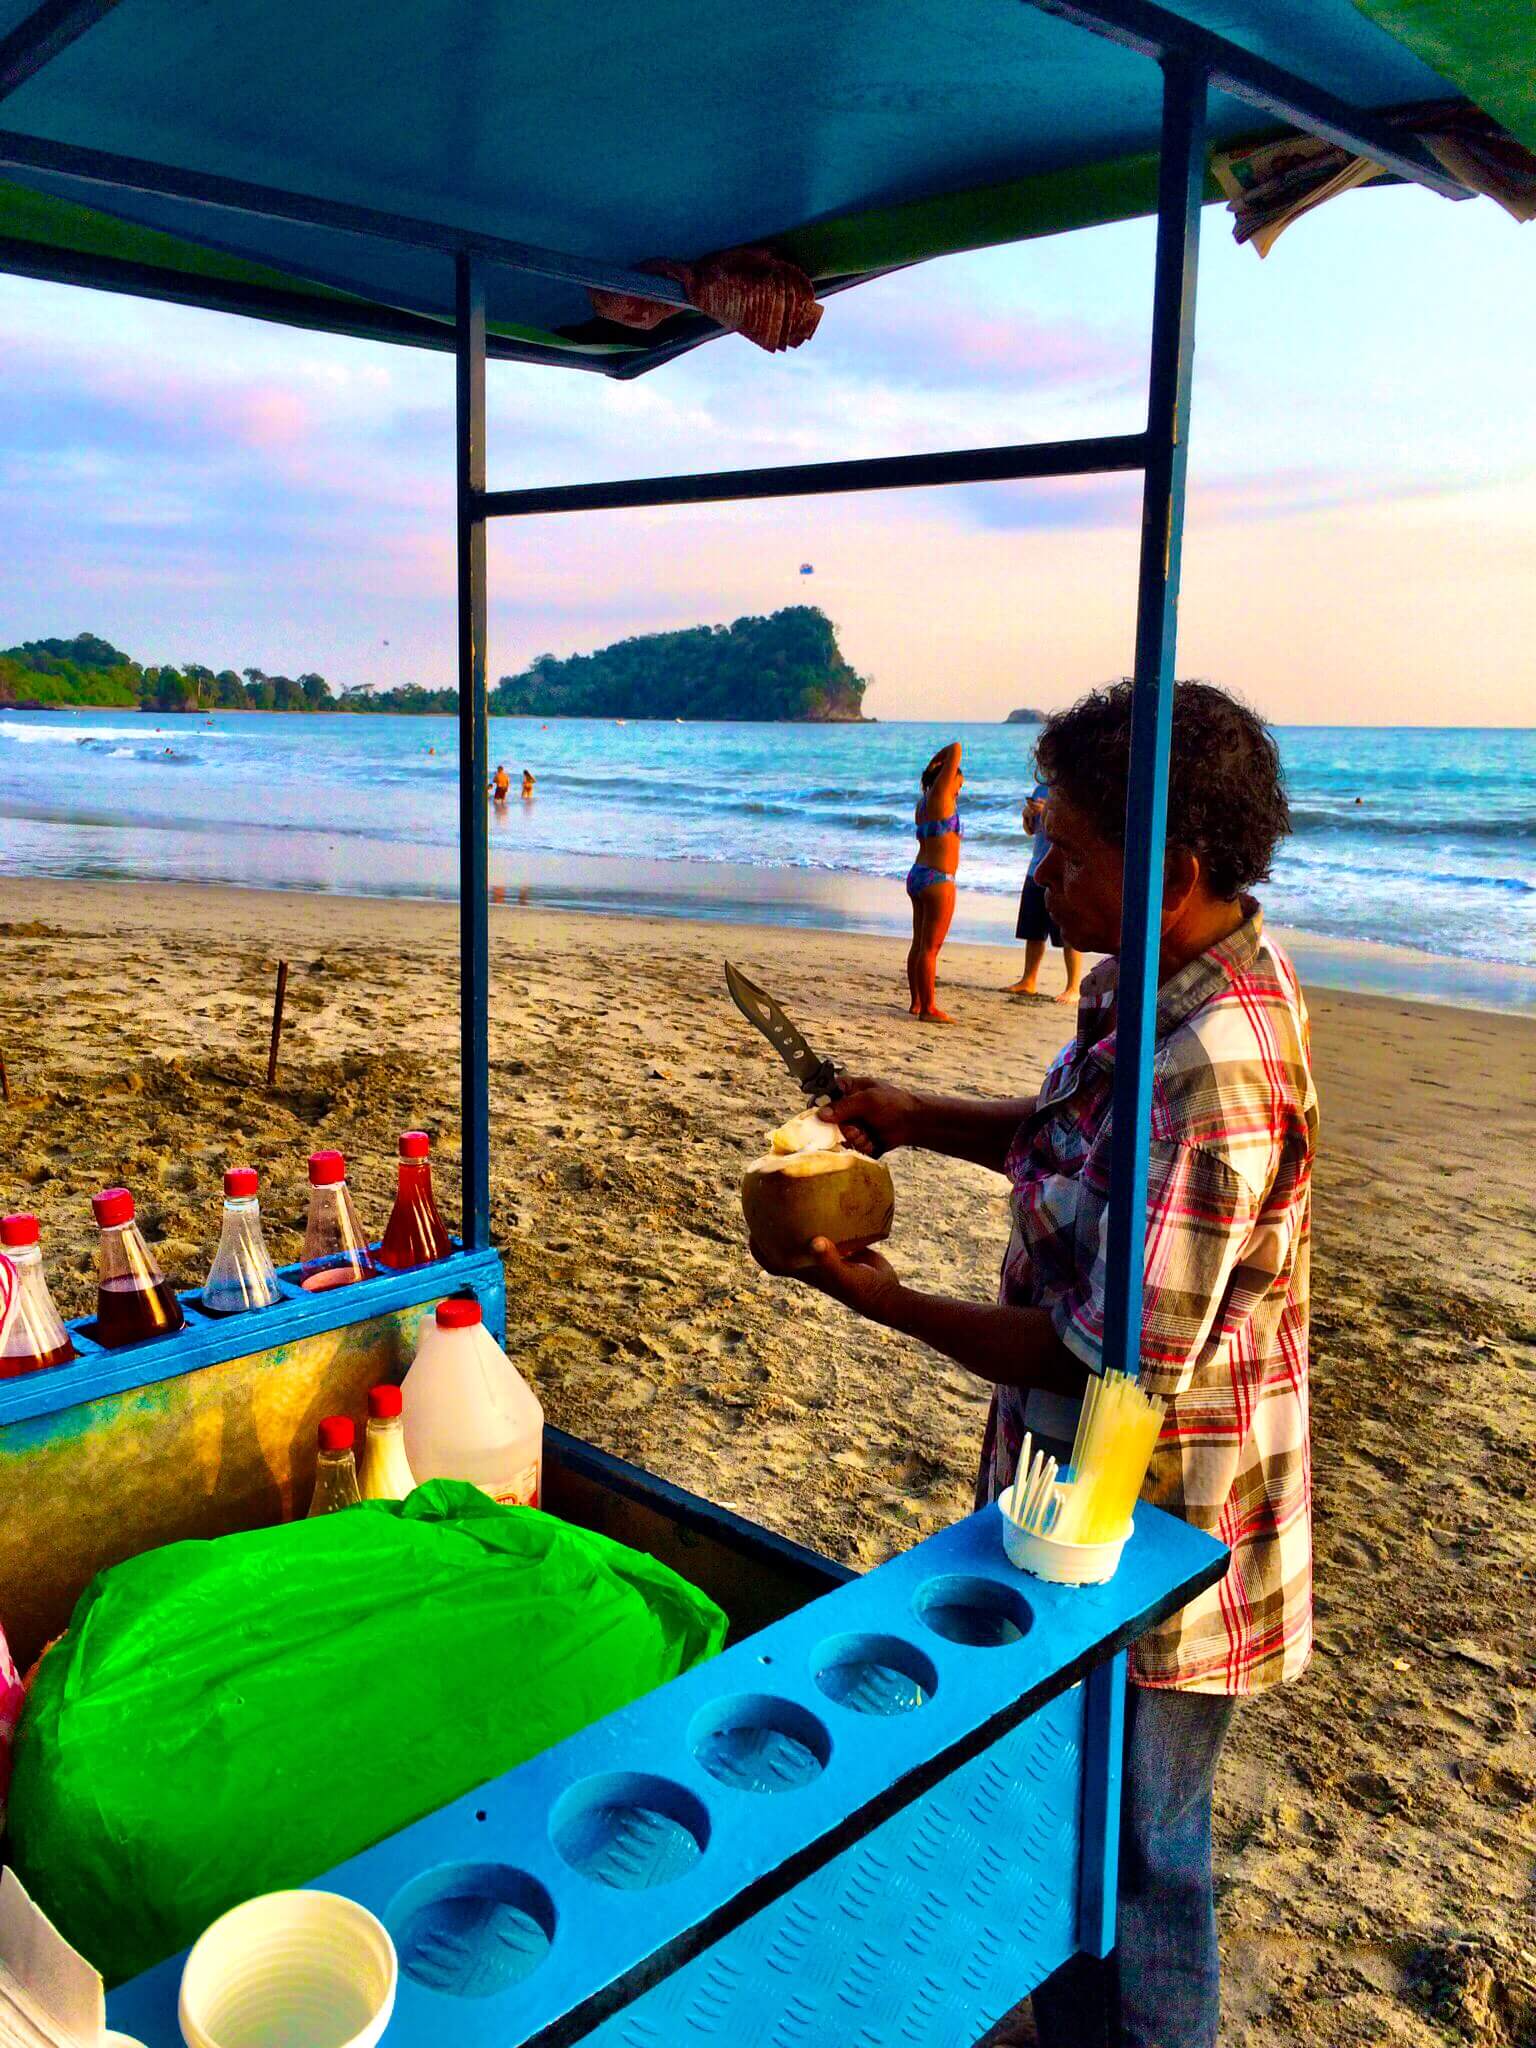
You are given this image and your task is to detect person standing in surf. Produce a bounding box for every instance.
[1006,778,1085,1003]
[905,740,963,1022]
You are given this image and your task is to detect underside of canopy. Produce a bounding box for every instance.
[0,0,1530,373]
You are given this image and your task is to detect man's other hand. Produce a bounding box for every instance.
[750,1236,902,1324]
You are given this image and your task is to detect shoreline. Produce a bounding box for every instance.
[6,866,1532,1016]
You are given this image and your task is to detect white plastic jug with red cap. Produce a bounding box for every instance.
[401,1298,543,1508]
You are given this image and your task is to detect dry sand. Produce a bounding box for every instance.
[2,877,1533,2045]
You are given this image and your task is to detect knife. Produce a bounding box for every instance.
[724,961,844,1103]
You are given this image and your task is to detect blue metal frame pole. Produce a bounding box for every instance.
[456,253,491,1250]
[1098,53,1206,1387]
[1077,1650,1128,1956]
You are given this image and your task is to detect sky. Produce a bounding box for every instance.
[1,181,1533,726]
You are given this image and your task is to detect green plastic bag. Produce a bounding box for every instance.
[9,1480,726,1985]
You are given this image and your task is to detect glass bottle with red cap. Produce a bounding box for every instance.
[377,1131,453,1272]
[299,1150,376,1293]
[306,1414,362,1516]
[91,1187,185,1348]
[202,1166,282,1315]
[359,1383,416,1500]
[0,1213,76,1377]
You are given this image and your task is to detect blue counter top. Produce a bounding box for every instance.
[109,1499,1225,2046]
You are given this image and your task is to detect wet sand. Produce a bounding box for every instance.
[2,877,1533,2045]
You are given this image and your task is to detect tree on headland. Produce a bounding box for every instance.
[0,607,871,720]
[491,606,869,721]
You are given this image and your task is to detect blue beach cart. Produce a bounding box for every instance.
[0,3,1529,2040]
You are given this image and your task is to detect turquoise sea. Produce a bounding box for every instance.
[2,710,1533,1010]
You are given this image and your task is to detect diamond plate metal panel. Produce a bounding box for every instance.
[588,1686,1082,2048]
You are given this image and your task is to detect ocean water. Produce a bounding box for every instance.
[2,709,1532,1007]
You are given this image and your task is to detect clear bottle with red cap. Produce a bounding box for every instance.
[91,1187,185,1348]
[307,1414,362,1516]
[202,1166,282,1315]
[0,1213,76,1377]
[299,1150,376,1293]
[359,1383,417,1500]
[402,1296,543,1508]
[377,1131,453,1272]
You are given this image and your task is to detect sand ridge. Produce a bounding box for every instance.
[2,878,1533,2045]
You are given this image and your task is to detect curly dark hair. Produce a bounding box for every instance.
[1035,679,1290,899]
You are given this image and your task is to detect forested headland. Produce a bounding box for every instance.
[0,608,869,721]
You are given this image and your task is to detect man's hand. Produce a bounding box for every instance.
[751,1235,903,1324]
[818,1077,920,1158]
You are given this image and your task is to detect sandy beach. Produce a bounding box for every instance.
[3,876,1533,2045]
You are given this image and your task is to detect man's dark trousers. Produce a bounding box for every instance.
[1032,1683,1237,2048]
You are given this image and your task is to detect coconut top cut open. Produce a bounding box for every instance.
[741,1105,894,1268]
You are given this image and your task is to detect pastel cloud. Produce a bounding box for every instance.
[0,176,1532,722]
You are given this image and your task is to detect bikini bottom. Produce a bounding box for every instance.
[906,862,955,899]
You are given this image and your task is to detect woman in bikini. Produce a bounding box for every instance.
[906,739,962,1022]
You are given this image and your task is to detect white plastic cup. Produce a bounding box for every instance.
[178,1890,396,2048]
[998,1490,1133,1586]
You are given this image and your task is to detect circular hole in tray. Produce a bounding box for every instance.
[550,1771,711,1890]
[386,1862,556,1999]
[811,1631,938,1717]
[688,1694,832,1794]
[912,1573,1034,1649]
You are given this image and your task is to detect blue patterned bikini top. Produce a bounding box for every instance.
[915,806,962,840]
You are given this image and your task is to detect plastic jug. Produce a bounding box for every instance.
[402,1298,542,1507]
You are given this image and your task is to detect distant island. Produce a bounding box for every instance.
[1005,706,1052,724]
[0,607,870,722]
[494,608,868,722]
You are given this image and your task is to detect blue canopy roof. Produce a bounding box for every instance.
[0,0,1527,372]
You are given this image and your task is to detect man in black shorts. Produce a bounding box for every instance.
[1005,780,1083,1002]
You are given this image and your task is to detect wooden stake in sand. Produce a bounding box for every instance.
[265,961,289,1089]
[0,1050,9,1105]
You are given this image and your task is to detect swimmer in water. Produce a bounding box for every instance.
[491,764,511,803]
[522,770,535,800]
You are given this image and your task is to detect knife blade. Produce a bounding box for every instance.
[724,961,842,1101]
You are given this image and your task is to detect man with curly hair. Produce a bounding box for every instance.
[755,679,1317,2048]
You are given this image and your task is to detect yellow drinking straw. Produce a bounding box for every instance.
[1053,1369,1166,1545]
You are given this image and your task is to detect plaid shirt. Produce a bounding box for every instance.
[977,904,1316,1694]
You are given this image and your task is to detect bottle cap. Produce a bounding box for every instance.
[367,1384,403,1419]
[398,1131,431,1160]
[1,1213,39,1248]
[435,1296,482,1331]
[308,1150,346,1188]
[92,1187,135,1228]
[224,1166,259,1200]
[317,1415,354,1453]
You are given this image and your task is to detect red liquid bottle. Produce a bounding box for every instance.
[0,1212,76,1377]
[377,1131,452,1272]
[91,1187,185,1347]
